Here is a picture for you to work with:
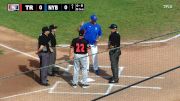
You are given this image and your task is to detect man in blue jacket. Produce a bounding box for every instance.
[80,15,102,75]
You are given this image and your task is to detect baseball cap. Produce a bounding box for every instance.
[109,24,118,29]
[79,29,85,36]
[49,24,57,29]
[90,15,97,22]
[42,26,49,32]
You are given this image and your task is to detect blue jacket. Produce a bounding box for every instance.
[80,22,102,45]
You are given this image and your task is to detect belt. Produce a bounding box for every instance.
[109,45,120,49]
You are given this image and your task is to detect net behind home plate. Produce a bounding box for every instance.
[0,31,180,101]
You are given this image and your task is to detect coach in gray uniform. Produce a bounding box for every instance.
[36,26,52,86]
[48,24,59,76]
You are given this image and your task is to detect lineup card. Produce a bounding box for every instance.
[7,4,84,11]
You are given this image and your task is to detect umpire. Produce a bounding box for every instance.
[108,24,121,83]
[36,26,52,86]
[48,24,59,76]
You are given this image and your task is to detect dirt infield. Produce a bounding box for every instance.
[0,26,179,101]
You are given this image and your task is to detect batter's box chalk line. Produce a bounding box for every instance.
[61,66,124,82]
[48,81,162,95]
[60,64,124,74]
[60,65,164,80]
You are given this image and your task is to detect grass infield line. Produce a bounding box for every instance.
[57,34,180,48]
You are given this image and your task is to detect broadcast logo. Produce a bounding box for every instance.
[8,4,19,11]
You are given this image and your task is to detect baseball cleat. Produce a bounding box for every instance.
[109,79,119,83]
[72,84,77,88]
[40,83,50,86]
[82,84,90,88]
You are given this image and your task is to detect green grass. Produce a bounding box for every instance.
[0,0,180,44]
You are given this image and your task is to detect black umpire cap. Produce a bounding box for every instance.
[109,24,118,29]
[42,26,49,33]
[79,29,85,36]
[49,24,57,30]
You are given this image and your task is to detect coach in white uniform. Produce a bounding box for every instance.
[80,15,102,75]
[70,30,90,88]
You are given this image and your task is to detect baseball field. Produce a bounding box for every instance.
[0,0,180,43]
[0,0,180,101]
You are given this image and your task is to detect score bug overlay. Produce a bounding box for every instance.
[7,3,84,12]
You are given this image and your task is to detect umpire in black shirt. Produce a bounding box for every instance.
[108,24,121,83]
[36,26,52,86]
[48,24,59,76]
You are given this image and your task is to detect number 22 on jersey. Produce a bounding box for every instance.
[76,43,85,52]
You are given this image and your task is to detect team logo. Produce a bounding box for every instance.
[95,27,98,30]
[8,4,19,11]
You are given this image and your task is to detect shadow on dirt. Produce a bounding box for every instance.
[19,65,40,84]
[28,59,39,68]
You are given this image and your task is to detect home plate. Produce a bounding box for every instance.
[87,78,95,82]
[80,78,95,83]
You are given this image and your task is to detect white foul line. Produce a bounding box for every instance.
[56,34,180,47]
[142,34,180,44]
[0,44,38,60]
[49,81,60,93]
[0,88,50,100]
[105,84,114,95]
[0,43,67,71]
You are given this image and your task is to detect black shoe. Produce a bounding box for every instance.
[40,83,50,86]
[55,71,62,75]
[109,79,119,83]
[72,84,77,88]
[48,73,55,76]
[108,77,113,80]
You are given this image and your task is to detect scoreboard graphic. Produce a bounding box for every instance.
[7,4,84,12]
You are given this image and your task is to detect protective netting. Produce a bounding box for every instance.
[0,31,180,101]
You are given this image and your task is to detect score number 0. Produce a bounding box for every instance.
[39,5,43,10]
[64,5,68,10]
